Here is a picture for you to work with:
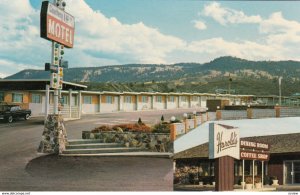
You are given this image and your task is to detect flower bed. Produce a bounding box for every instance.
[82,118,172,152]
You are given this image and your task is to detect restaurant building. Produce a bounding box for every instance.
[174,118,300,186]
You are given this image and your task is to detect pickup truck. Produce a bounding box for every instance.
[0,104,31,123]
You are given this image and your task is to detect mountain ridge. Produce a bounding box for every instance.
[5,56,300,96]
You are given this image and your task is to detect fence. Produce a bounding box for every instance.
[280,107,300,117]
[252,109,275,119]
[216,106,300,120]
[170,112,209,141]
[170,107,300,141]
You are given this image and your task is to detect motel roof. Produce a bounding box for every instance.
[0,79,87,90]
[174,117,300,154]
[174,133,300,160]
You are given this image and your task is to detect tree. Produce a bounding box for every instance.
[161,115,164,122]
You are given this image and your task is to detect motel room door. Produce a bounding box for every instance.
[284,161,300,185]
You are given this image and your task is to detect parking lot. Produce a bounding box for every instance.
[0,108,202,191]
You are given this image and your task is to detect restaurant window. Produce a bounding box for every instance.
[31,94,41,103]
[83,96,92,104]
[199,162,215,176]
[12,93,23,103]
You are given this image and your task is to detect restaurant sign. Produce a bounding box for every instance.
[40,1,75,48]
[209,123,240,159]
[240,140,270,161]
[240,150,270,161]
[240,140,269,150]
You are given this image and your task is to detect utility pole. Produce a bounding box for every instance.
[279,76,282,106]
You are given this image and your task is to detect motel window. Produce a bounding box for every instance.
[125,96,132,103]
[61,96,68,105]
[83,96,92,104]
[169,96,175,102]
[192,96,198,102]
[142,96,148,103]
[106,96,113,104]
[12,93,23,103]
[31,94,41,103]
[0,92,4,102]
[71,96,77,106]
[181,96,187,102]
[156,96,162,103]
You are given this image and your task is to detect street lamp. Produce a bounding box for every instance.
[183,113,188,119]
[170,116,176,122]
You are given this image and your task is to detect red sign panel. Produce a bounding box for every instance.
[240,150,270,161]
[41,1,75,48]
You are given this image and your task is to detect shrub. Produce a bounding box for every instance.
[161,115,164,122]
[152,123,170,133]
[137,117,144,125]
[245,176,253,184]
[170,118,182,123]
[112,123,151,133]
[91,125,112,133]
[254,176,262,183]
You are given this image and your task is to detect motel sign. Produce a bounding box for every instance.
[40,1,75,48]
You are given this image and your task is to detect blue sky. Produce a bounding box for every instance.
[1,0,300,78]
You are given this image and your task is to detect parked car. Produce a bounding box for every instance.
[0,104,31,123]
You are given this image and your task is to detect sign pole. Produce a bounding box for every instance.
[252,160,255,189]
[242,159,245,190]
[51,39,58,114]
[262,161,264,189]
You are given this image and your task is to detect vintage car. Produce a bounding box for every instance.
[0,104,31,123]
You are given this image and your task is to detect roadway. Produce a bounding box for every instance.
[0,108,202,191]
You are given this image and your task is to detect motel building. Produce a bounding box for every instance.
[0,79,253,120]
[174,117,300,189]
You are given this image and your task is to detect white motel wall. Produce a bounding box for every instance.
[23,90,252,118]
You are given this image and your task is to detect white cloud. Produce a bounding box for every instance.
[193,20,207,30]
[259,12,300,34]
[203,2,262,26]
[0,0,187,77]
[67,0,186,64]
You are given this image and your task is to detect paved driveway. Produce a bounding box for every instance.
[0,108,210,191]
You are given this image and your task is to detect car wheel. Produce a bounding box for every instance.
[7,116,13,123]
[24,114,30,120]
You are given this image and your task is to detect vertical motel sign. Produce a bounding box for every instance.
[40,1,75,89]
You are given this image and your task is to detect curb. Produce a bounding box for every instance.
[60,152,173,158]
